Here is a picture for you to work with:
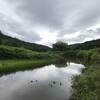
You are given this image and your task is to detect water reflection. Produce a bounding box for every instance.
[0,62,84,100]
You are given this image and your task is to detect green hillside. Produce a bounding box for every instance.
[0,45,60,60]
[0,31,51,52]
[70,39,100,50]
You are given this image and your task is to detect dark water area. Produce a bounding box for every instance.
[0,62,84,100]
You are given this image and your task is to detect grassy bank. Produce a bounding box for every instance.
[63,48,100,63]
[63,48,100,100]
[0,45,63,74]
[0,45,61,60]
[71,63,100,100]
[0,59,59,74]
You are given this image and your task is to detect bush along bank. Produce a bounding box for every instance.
[70,63,100,100]
[63,48,100,63]
[62,48,100,100]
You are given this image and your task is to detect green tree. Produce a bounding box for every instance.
[53,41,70,51]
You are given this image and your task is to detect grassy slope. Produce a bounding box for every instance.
[0,31,51,52]
[0,45,60,60]
[69,48,100,100]
[0,45,62,74]
[64,48,100,63]
[71,63,100,100]
[70,39,100,50]
[76,48,100,62]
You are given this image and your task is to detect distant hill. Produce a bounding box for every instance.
[0,31,51,52]
[70,39,100,50]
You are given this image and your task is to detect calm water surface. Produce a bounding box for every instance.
[0,62,84,100]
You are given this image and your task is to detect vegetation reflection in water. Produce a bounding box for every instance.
[0,62,84,100]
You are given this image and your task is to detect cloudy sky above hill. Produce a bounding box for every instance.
[0,0,100,46]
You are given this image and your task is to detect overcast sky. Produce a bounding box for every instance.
[0,0,100,46]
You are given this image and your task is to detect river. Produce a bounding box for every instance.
[0,62,84,100]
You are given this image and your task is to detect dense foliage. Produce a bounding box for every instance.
[65,48,100,100]
[0,31,51,52]
[53,41,70,51]
[71,63,100,100]
[63,48,100,62]
[0,45,61,60]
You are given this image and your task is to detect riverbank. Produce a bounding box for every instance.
[70,62,100,100]
[0,45,64,75]
[63,48,100,100]
[0,59,60,74]
[63,48,100,63]
[62,48,100,100]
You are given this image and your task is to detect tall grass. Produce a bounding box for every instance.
[0,45,63,74]
[64,48,100,100]
[63,48,100,63]
[0,59,58,74]
[71,63,100,100]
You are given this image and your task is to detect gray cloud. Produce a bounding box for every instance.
[57,27,100,44]
[88,28,100,34]
[0,0,41,42]
[0,0,100,45]
[0,16,41,42]
[6,0,67,29]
